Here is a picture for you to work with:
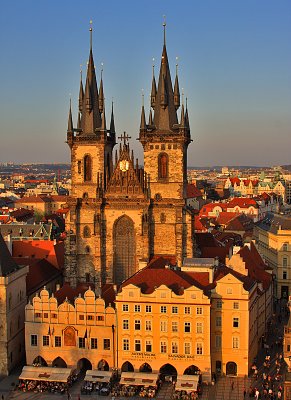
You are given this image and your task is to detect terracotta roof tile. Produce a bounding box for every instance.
[186,184,203,198]
[26,258,61,295]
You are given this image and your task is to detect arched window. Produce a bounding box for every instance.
[83,226,91,238]
[84,155,92,181]
[158,153,168,179]
[113,216,135,284]
[160,213,166,223]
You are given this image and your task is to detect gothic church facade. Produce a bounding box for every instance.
[64,27,194,287]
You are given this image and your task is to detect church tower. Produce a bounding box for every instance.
[65,25,116,287]
[139,22,193,265]
[64,23,194,288]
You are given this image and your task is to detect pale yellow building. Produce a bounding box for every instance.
[0,233,29,375]
[254,213,291,299]
[25,286,116,371]
[115,257,212,382]
[115,251,272,379]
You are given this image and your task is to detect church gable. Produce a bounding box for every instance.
[105,141,148,199]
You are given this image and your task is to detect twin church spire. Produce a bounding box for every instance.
[139,22,190,144]
[67,23,115,144]
[68,22,190,146]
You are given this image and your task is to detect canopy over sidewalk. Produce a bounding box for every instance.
[119,372,158,386]
[19,366,72,383]
[175,375,199,392]
[84,370,112,383]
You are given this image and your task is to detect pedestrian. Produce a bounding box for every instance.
[1,395,4,400]
[78,395,80,400]
[231,381,234,390]
[243,388,246,398]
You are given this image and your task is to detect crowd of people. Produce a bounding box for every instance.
[110,383,157,398]
[173,389,198,399]
[246,300,288,400]
[18,379,69,393]
[81,381,111,395]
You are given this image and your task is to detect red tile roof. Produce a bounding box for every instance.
[227,197,258,208]
[17,195,51,203]
[216,212,240,226]
[12,240,64,269]
[237,243,271,289]
[201,247,229,263]
[26,258,62,295]
[186,184,203,198]
[54,282,116,307]
[120,257,207,295]
[230,177,241,185]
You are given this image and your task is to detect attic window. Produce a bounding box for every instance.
[129,292,134,297]
[227,288,233,294]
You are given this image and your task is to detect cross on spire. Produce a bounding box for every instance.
[118,131,131,145]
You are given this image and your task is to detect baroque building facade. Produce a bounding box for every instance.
[64,27,193,287]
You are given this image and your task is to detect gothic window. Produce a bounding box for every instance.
[160,213,166,223]
[158,153,168,179]
[113,216,135,285]
[84,155,92,181]
[83,225,91,238]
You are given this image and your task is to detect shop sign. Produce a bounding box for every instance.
[130,352,156,360]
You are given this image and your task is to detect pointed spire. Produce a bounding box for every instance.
[110,100,116,137]
[78,67,84,112]
[80,21,102,135]
[151,22,178,131]
[174,58,180,110]
[148,109,153,126]
[99,63,104,113]
[151,59,157,109]
[84,74,92,111]
[160,76,168,108]
[185,97,190,129]
[67,98,73,133]
[180,90,185,127]
[140,90,146,130]
[101,99,107,131]
[77,112,81,130]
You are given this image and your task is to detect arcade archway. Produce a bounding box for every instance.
[226,361,237,376]
[52,357,67,368]
[159,364,177,380]
[97,359,109,371]
[77,358,92,372]
[33,356,47,367]
[139,363,152,373]
[121,361,134,372]
[184,365,201,375]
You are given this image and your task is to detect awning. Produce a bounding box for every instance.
[120,372,158,386]
[84,370,112,383]
[175,375,199,393]
[19,366,72,383]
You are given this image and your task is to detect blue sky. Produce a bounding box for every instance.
[0,0,290,166]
